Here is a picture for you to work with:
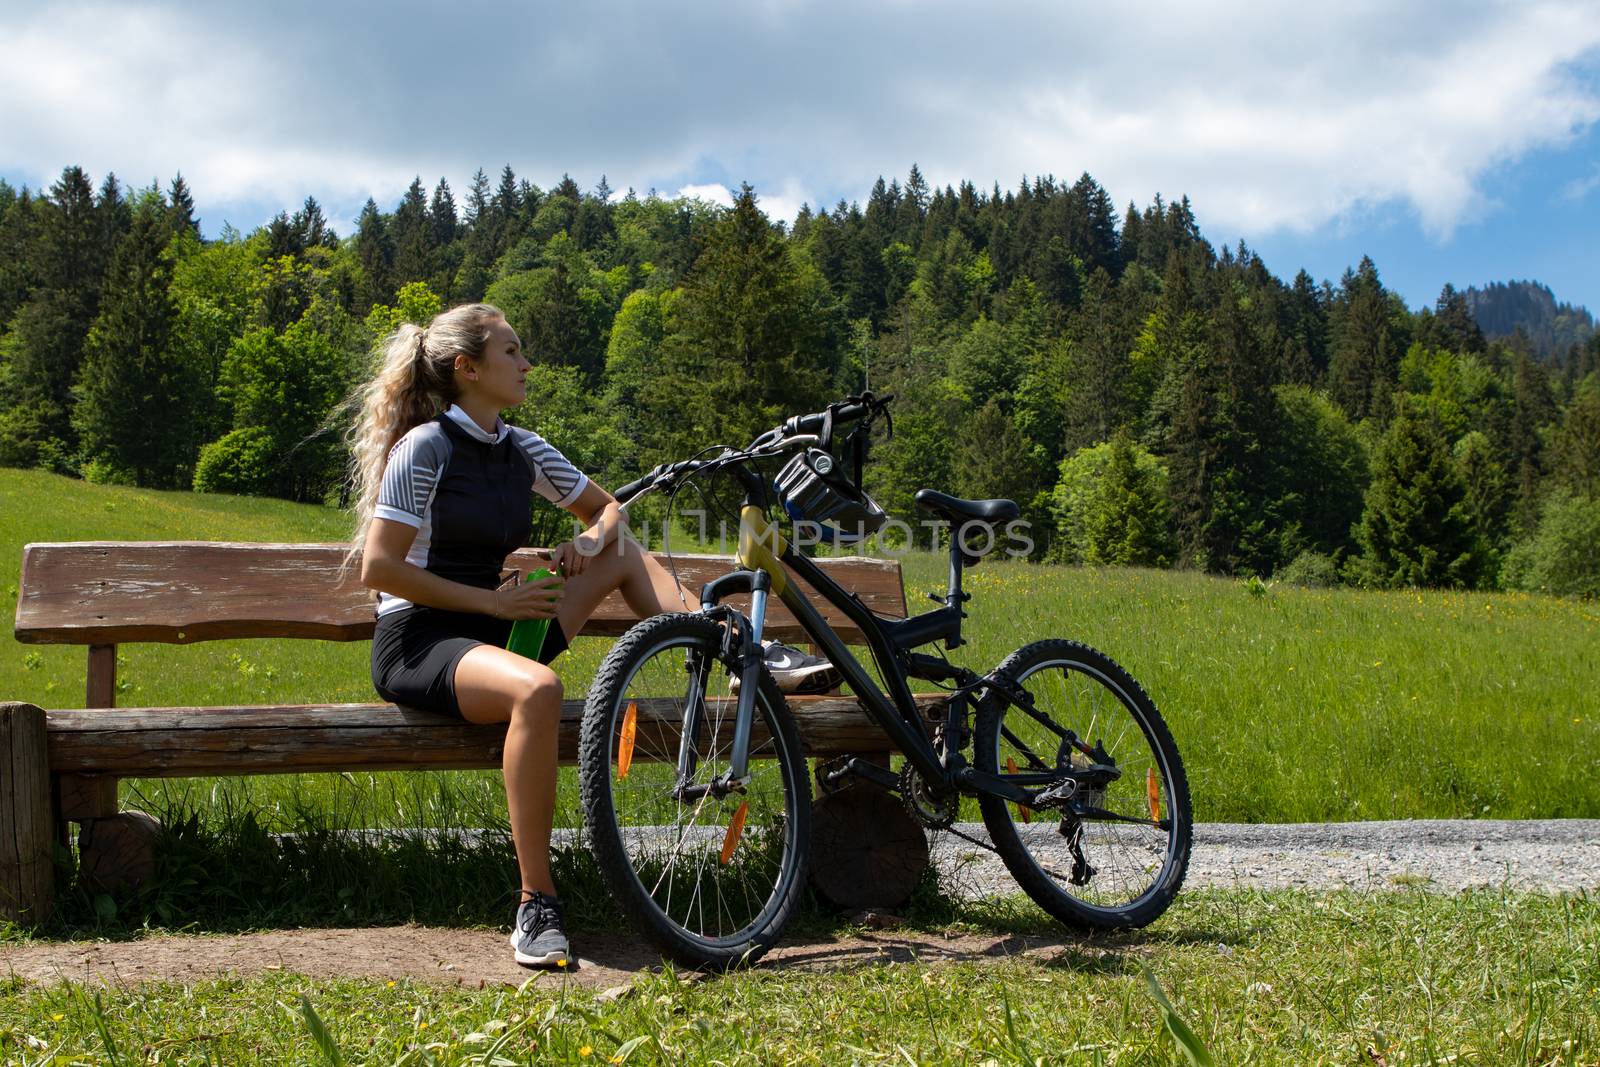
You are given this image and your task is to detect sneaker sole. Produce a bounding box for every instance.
[773,663,842,694]
[733,662,842,694]
[509,931,570,968]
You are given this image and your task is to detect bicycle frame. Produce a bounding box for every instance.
[683,469,1038,806]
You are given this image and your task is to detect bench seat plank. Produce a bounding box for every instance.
[15,543,909,647]
[44,694,947,777]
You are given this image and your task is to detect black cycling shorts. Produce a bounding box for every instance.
[371,605,569,719]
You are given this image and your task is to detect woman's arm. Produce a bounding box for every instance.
[361,517,558,619]
[547,481,627,578]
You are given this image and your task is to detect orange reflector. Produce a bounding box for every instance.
[1007,758,1033,823]
[1147,767,1162,823]
[720,801,749,865]
[617,702,638,779]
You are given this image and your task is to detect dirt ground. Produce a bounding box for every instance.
[8,818,1594,991]
[0,925,1093,991]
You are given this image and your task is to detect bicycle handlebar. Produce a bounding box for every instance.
[613,393,892,506]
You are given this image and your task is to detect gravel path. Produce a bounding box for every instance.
[3,820,1593,990]
[931,819,1600,896]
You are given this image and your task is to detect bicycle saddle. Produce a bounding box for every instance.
[914,489,1020,524]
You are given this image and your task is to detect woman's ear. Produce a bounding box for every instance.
[454,353,478,380]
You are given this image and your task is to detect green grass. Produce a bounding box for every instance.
[5,466,1596,830]
[2,890,1597,1065]
[4,468,1599,1062]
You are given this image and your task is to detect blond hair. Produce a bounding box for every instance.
[341,302,504,581]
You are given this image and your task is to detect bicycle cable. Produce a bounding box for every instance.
[654,440,736,612]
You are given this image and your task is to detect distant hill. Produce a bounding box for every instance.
[1463,280,1594,362]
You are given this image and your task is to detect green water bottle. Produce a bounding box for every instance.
[505,567,557,660]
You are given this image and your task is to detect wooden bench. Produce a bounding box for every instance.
[3,541,943,923]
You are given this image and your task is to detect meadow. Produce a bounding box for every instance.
[3,467,1598,1064]
[4,467,1596,830]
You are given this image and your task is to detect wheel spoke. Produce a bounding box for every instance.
[583,617,809,966]
[976,643,1190,928]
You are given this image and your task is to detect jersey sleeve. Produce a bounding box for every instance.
[512,428,590,507]
[374,424,451,528]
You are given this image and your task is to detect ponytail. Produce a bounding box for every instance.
[340,303,504,583]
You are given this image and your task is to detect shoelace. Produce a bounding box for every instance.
[519,892,563,937]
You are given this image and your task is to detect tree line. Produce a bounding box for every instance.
[0,164,1596,596]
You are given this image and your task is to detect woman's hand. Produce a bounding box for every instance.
[490,571,564,620]
[546,535,602,578]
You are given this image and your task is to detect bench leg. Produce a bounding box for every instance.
[808,749,931,913]
[1,702,54,925]
[52,774,160,894]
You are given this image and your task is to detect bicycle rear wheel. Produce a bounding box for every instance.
[974,639,1190,930]
[579,613,811,968]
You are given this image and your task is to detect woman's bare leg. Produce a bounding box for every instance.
[453,646,563,895]
[447,536,690,897]
[553,530,696,638]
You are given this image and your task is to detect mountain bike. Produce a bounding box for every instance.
[578,393,1191,968]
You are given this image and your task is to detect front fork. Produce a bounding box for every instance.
[672,568,772,801]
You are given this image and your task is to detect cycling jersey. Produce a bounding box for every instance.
[372,404,588,617]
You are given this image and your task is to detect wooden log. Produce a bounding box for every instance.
[809,782,930,911]
[1,702,53,925]
[14,543,907,646]
[43,695,948,778]
[77,811,161,893]
[56,775,119,821]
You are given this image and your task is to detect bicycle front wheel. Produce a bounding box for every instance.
[579,613,811,969]
[975,639,1191,930]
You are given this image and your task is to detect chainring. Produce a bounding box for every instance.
[899,763,960,830]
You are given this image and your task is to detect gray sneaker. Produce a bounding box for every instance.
[509,891,570,968]
[754,641,841,694]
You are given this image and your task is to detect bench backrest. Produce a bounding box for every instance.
[14,542,907,647]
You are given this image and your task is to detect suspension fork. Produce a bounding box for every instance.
[675,504,783,799]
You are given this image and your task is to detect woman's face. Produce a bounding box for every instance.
[458,316,531,409]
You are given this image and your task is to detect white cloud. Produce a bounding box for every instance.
[674,184,736,208]
[2,1,1597,243]
[1560,164,1600,201]
[672,182,809,226]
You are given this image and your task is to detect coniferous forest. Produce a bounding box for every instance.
[1,164,1596,595]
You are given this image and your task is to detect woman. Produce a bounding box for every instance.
[344,302,834,968]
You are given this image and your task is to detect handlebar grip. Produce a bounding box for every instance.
[614,475,650,503]
[782,399,870,436]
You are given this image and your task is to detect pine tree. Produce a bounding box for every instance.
[392,177,431,284]
[1052,431,1176,566]
[0,181,36,327]
[1162,284,1281,573]
[464,168,492,228]
[1509,352,1556,531]
[1355,400,1485,588]
[167,173,199,236]
[72,200,189,485]
[429,179,457,247]
[292,196,334,249]
[1432,283,1486,353]
[1,166,110,457]
[353,198,393,311]
[645,184,839,455]
[1453,430,1513,554]
[1061,269,1135,450]
[1282,269,1328,383]
[1549,383,1600,499]
[99,173,132,252]
[1328,257,1400,421]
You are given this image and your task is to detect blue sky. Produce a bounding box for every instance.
[2,1,1597,312]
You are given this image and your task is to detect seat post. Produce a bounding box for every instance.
[944,538,969,649]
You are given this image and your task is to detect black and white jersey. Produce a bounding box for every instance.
[372,404,589,617]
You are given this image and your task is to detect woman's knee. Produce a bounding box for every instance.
[511,667,563,720]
